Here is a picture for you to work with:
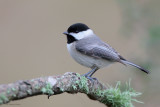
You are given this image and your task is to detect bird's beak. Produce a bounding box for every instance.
[63,31,68,35]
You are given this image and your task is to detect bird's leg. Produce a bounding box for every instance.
[82,69,94,77]
[82,66,99,81]
[88,67,99,77]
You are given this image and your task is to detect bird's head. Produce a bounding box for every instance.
[63,23,94,44]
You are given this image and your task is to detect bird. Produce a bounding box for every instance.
[63,23,149,79]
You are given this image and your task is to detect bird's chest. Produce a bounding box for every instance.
[67,43,91,67]
[67,43,111,68]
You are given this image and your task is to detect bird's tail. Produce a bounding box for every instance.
[121,60,150,74]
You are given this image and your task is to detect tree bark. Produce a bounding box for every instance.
[0,72,110,106]
[0,72,140,107]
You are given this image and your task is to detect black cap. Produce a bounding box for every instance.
[67,23,90,33]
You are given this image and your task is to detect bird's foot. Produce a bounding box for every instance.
[81,74,98,81]
[86,76,98,81]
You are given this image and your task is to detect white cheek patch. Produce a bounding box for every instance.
[69,29,94,40]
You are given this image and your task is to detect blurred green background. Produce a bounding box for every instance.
[0,0,159,107]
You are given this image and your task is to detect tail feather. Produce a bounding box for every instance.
[121,60,150,74]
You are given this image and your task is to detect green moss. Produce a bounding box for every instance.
[79,76,89,93]
[72,74,89,93]
[73,74,141,107]
[59,81,64,92]
[75,73,81,77]
[12,94,16,97]
[7,89,11,94]
[27,90,32,95]
[0,99,3,105]
[41,82,54,95]
[0,93,9,104]
[11,88,16,92]
[94,81,142,107]
[35,85,40,90]
[72,85,77,90]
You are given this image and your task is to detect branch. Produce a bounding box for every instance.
[0,72,142,107]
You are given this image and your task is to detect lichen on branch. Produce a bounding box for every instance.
[0,72,142,107]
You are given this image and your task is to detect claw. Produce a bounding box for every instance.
[84,75,98,81]
[81,66,99,81]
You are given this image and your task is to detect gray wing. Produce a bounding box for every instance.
[75,37,122,62]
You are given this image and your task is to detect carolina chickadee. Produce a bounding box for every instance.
[63,23,149,79]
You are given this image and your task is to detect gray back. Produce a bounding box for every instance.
[75,36,121,62]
